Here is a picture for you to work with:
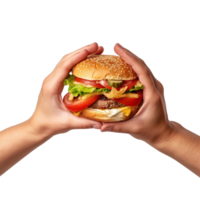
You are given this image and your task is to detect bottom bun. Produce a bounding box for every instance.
[78,106,139,122]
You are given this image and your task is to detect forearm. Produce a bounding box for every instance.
[153,122,200,177]
[0,120,51,175]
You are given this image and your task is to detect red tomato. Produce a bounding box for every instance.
[63,93,101,112]
[100,79,137,91]
[75,77,104,88]
[114,90,143,106]
[119,80,137,91]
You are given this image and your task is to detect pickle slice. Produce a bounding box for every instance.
[107,80,123,88]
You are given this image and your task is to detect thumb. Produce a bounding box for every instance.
[100,118,140,134]
[68,116,102,130]
[101,121,135,134]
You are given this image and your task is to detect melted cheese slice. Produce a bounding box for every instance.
[81,87,138,100]
[120,107,131,116]
[73,110,82,116]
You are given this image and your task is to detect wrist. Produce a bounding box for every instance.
[147,121,176,150]
[26,116,54,139]
[149,122,200,177]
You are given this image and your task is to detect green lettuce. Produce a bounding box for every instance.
[125,84,144,93]
[64,74,143,97]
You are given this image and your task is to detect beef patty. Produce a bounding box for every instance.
[89,95,126,109]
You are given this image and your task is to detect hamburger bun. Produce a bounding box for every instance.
[72,55,137,80]
[78,106,139,122]
[63,55,143,123]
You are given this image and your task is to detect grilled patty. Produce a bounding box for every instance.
[89,96,126,109]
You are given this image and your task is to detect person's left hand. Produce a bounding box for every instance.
[28,43,103,137]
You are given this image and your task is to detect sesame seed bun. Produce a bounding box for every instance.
[68,55,141,122]
[72,55,137,80]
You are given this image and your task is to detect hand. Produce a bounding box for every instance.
[28,43,103,136]
[101,44,173,146]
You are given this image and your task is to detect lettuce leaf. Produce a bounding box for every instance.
[64,74,143,97]
[125,84,144,93]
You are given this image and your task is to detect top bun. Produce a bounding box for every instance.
[72,55,137,80]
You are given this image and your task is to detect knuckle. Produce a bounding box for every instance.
[143,68,148,75]
[42,78,52,94]
[143,67,151,76]
[42,78,48,88]
[152,93,162,104]
[59,53,68,60]
[57,53,69,64]
[82,124,91,129]
[158,82,164,94]
[147,90,159,103]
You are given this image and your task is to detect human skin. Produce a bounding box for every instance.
[1,43,200,177]
[0,43,103,175]
[29,43,103,135]
[101,43,173,143]
[101,43,200,177]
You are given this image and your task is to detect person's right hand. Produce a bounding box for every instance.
[27,42,105,137]
[101,44,173,146]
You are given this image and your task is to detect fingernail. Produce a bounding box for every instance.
[102,127,111,132]
[93,124,101,129]
[117,43,123,48]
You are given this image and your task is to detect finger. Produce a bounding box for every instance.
[120,45,170,119]
[48,44,102,94]
[149,69,170,119]
[128,49,170,122]
[114,43,157,96]
[92,45,106,55]
[137,54,170,120]
[52,49,89,86]
[100,118,137,134]
[131,51,166,105]
[119,48,161,93]
[62,42,100,61]
[143,60,170,119]
[42,41,104,81]
[68,115,102,130]
[55,43,100,68]
[149,70,164,94]
[55,44,102,80]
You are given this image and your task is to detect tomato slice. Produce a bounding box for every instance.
[114,90,143,106]
[100,79,137,91]
[63,93,101,112]
[74,77,104,88]
[119,80,137,91]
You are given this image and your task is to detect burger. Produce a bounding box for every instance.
[63,55,144,122]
